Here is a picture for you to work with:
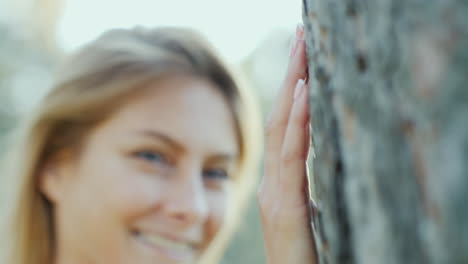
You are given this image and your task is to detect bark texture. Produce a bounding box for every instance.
[303,1,468,263]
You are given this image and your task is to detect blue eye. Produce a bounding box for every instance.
[135,151,167,164]
[203,169,229,180]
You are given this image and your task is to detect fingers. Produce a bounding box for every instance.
[264,24,308,184]
[258,25,317,262]
[266,25,307,139]
[279,79,310,192]
[285,26,308,88]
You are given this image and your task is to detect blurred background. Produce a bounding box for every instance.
[0,0,302,263]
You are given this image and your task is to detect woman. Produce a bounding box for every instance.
[1,25,316,264]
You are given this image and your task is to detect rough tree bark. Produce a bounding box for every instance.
[303,0,468,263]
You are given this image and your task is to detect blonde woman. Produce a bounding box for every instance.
[1,25,317,264]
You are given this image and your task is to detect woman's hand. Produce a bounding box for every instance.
[258,24,318,264]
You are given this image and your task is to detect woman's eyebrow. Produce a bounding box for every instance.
[133,130,238,160]
[208,154,237,163]
[135,130,184,151]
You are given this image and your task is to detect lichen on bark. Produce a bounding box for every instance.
[302,0,468,263]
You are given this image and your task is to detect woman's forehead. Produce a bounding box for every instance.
[95,76,240,156]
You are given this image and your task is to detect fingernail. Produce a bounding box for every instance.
[294,79,306,99]
[289,35,297,57]
[298,24,305,40]
[289,24,304,57]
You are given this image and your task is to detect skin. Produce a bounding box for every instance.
[40,76,239,264]
[258,24,318,264]
[39,23,315,264]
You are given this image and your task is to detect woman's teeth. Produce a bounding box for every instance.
[134,231,195,258]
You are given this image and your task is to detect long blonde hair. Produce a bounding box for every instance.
[1,27,262,264]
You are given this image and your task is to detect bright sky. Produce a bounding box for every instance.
[58,0,302,63]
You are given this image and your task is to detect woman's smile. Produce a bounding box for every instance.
[131,229,198,262]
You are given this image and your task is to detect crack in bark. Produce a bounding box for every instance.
[331,117,354,264]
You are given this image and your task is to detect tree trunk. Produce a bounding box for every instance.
[303,0,468,263]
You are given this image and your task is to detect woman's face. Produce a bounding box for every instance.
[41,76,239,264]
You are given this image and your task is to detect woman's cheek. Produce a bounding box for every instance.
[113,165,166,216]
[207,189,231,231]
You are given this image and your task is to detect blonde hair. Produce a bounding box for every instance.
[1,27,262,264]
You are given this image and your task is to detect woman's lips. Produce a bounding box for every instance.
[132,230,198,262]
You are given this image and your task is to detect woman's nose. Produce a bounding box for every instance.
[164,169,209,227]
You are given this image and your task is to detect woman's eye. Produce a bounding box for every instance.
[135,151,168,164]
[203,168,229,180]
